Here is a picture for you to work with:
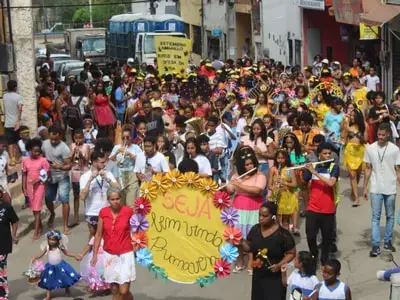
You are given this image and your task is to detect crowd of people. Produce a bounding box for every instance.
[1,52,400,300]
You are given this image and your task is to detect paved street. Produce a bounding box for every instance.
[7,176,398,300]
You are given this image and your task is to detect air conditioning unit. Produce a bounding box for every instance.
[0,43,14,73]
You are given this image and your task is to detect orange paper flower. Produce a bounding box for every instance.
[165,169,185,189]
[223,227,242,246]
[199,177,218,196]
[140,181,158,201]
[131,232,148,250]
[213,191,230,210]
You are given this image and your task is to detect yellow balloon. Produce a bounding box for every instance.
[148,186,225,283]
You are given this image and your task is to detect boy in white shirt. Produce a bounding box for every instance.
[134,136,170,182]
[365,67,380,92]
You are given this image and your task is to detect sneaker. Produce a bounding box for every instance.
[384,241,396,252]
[370,246,381,257]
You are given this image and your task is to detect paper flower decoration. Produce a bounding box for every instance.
[219,243,239,263]
[214,259,231,278]
[152,173,169,193]
[131,232,148,250]
[129,214,149,233]
[183,172,200,188]
[133,197,152,215]
[199,177,218,196]
[140,181,158,201]
[213,191,231,210]
[223,227,242,245]
[165,169,185,188]
[136,248,153,267]
[220,207,239,227]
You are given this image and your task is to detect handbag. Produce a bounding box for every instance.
[385,105,399,138]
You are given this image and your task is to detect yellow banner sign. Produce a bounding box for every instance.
[147,187,225,283]
[154,36,192,76]
[360,23,379,40]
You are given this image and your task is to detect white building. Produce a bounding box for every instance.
[261,0,302,65]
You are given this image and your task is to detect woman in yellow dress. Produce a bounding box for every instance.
[254,93,270,119]
[268,148,298,230]
[342,107,367,207]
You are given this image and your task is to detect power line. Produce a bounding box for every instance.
[5,0,150,9]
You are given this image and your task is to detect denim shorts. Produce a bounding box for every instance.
[46,176,70,203]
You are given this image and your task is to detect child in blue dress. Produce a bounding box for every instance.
[32,230,80,300]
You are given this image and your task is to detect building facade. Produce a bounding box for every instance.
[1,0,37,133]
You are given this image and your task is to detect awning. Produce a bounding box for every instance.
[361,0,400,26]
[332,0,362,25]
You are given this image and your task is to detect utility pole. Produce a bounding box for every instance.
[150,0,156,15]
[89,0,93,28]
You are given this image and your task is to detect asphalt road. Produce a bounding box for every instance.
[7,175,398,300]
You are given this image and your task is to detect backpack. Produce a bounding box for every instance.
[66,96,83,129]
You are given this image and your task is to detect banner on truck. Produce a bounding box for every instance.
[154,36,192,76]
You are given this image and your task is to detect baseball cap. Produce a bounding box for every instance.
[322,58,329,64]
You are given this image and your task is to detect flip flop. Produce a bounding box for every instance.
[68,222,79,228]
[64,229,71,235]
[247,269,253,276]
[352,203,360,207]
[233,265,245,273]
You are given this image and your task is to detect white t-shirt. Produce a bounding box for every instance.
[193,155,212,176]
[365,74,380,91]
[207,131,227,151]
[364,141,400,194]
[0,151,9,181]
[288,269,319,300]
[134,152,170,174]
[79,170,117,216]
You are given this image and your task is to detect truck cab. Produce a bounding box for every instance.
[76,34,106,66]
[135,31,186,65]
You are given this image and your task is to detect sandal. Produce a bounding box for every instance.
[292,228,301,236]
[247,269,253,276]
[232,265,245,273]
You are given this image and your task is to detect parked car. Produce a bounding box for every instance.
[57,61,85,82]
[35,54,73,71]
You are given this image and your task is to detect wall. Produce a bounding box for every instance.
[203,0,227,59]
[10,0,37,133]
[236,12,251,58]
[261,0,302,64]
[303,8,348,65]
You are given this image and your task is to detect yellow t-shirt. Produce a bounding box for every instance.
[255,105,269,119]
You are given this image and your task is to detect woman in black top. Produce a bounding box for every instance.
[243,202,296,300]
[0,191,19,299]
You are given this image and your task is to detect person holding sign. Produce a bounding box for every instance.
[242,202,296,300]
[227,146,266,274]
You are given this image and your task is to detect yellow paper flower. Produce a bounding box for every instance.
[183,172,200,188]
[140,181,158,201]
[199,177,218,196]
[165,169,185,189]
[152,173,169,193]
